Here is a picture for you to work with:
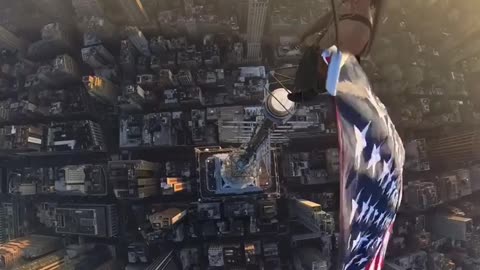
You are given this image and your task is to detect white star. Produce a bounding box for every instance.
[367,144,382,174]
[350,199,358,225]
[350,234,361,251]
[375,237,384,249]
[374,212,386,227]
[381,172,394,192]
[354,122,371,169]
[344,255,362,270]
[365,237,377,250]
[364,202,378,224]
[387,181,398,200]
[357,196,372,222]
[351,232,371,252]
[356,257,369,266]
[378,158,393,182]
[381,214,395,229]
[355,188,364,203]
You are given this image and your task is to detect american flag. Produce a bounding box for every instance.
[326,50,405,270]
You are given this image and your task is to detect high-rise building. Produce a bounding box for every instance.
[294,248,329,270]
[448,37,480,66]
[82,75,119,104]
[440,16,480,53]
[149,208,186,230]
[183,0,194,17]
[109,160,159,199]
[79,16,116,44]
[0,205,6,244]
[0,235,63,269]
[52,54,81,83]
[183,17,198,37]
[118,0,149,25]
[427,131,480,169]
[237,0,249,32]
[32,0,75,24]
[81,45,115,69]
[289,198,335,233]
[125,26,151,56]
[229,42,244,64]
[72,0,105,17]
[0,25,27,52]
[55,204,118,237]
[176,69,194,86]
[246,0,269,62]
[120,39,137,81]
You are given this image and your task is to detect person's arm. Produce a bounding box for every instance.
[290,0,376,102]
[300,0,374,56]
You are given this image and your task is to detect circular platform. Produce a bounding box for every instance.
[265,88,296,122]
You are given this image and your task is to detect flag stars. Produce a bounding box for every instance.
[386,181,398,199]
[354,122,371,169]
[381,172,394,192]
[357,195,372,222]
[351,231,371,252]
[367,144,382,174]
[350,199,358,225]
[374,212,386,227]
[356,257,369,266]
[364,202,377,224]
[345,255,362,270]
[378,158,393,182]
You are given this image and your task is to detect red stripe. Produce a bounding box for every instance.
[364,224,394,270]
[365,224,394,270]
[335,100,348,259]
